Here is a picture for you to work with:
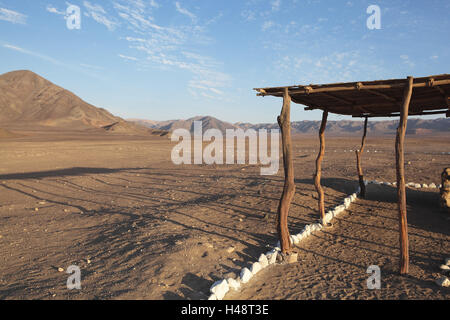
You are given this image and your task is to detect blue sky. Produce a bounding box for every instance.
[0,0,449,123]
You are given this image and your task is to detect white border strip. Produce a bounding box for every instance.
[208,179,442,300]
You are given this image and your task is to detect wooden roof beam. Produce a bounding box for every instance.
[320,92,355,105]
[255,78,450,97]
[365,89,399,103]
[433,85,450,108]
[352,109,449,118]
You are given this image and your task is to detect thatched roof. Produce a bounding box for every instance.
[255,74,450,118]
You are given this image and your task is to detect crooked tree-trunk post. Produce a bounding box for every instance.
[314,111,328,222]
[276,88,296,253]
[396,76,414,275]
[355,117,368,198]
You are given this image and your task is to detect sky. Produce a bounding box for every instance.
[0,0,449,123]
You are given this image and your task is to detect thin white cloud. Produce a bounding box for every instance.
[80,63,104,70]
[273,50,387,84]
[83,1,119,31]
[0,8,27,24]
[46,5,65,15]
[400,54,415,67]
[3,43,107,80]
[175,2,196,22]
[241,10,256,21]
[271,0,281,12]
[111,1,229,99]
[118,54,138,61]
[3,44,63,65]
[114,1,157,34]
[262,21,274,31]
[149,0,159,8]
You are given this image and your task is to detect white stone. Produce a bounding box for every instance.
[439,264,450,271]
[436,276,450,288]
[227,278,241,291]
[414,183,421,188]
[258,254,269,268]
[266,251,277,265]
[250,262,262,275]
[240,268,252,283]
[322,214,331,225]
[422,184,428,188]
[208,294,217,300]
[335,205,345,215]
[289,235,295,244]
[210,279,229,300]
[429,183,437,189]
[344,198,351,208]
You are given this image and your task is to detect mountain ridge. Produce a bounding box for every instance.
[129,116,450,136]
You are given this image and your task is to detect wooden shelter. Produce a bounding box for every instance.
[255,74,450,274]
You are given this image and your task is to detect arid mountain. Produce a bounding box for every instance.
[0,70,120,129]
[131,116,450,136]
[131,116,240,133]
[0,70,165,136]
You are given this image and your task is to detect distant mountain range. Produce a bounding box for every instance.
[130,115,450,136]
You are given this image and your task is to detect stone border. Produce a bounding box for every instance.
[208,179,442,300]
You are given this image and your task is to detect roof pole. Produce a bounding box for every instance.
[356,117,368,198]
[314,110,328,223]
[396,76,413,275]
[276,88,295,254]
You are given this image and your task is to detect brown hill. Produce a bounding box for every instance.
[0,70,166,136]
[0,70,123,130]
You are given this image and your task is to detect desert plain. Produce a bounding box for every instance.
[0,129,448,300]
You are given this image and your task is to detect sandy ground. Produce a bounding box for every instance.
[0,132,448,300]
[226,184,450,299]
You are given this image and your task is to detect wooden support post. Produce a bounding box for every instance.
[314,111,328,222]
[356,117,368,198]
[276,88,295,253]
[395,76,413,275]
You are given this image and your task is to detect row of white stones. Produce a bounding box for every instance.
[368,180,442,189]
[208,179,441,300]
